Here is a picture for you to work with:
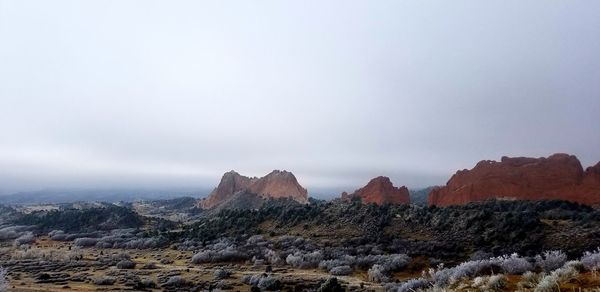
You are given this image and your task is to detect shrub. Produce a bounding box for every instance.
[518,271,542,289]
[496,253,532,275]
[241,274,280,290]
[14,232,35,246]
[142,262,158,270]
[319,256,355,271]
[164,276,188,287]
[534,264,579,292]
[213,269,231,280]
[0,226,21,240]
[0,266,8,291]
[191,245,247,264]
[73,237,99,247]
[286,251,323,268]
[486,274,508,290]
[138,278,156,289]
[317,277,344,292]
[471,274,507,291]
[368,264,389,282]
[389,278,429,292]
[116,260,136,269]
[581,248,600,271]
[95,277,116,285]
[241,274,261,286]
[329,265,352,276]
[535,251,567,272]
[264,249,282,265]
[258,276,281,290]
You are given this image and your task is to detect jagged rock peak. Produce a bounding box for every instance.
[342,176,409,205]
[199,169,308,209]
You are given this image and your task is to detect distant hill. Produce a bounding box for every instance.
[0,188,210,205]
[409,186,437,205]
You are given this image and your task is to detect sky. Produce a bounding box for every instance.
[1,1,599,197]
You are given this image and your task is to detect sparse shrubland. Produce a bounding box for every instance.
[14,205,144,233]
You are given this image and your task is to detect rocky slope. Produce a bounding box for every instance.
[342,176,409,205]
[428,153,600,207]
[199,170,308,209]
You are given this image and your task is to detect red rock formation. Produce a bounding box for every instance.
[428,153,600,207]
[199,170,308,209]
[199,171,257,209]
[248,170,308,203]
[343,176,409,205]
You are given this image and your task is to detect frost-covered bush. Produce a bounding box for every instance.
[257,276,281,290]
[319,255,356,271]
[535,250,567,272]
[241,274,261,286]
[368,264,389,282]
[241,274,280,289]
[423,260,488,286]
[74,237,99,247]
[164,276,188,287]
[14,232,35,246]
[0,227,20,240]
[213,269,231,280]
[111,252,131,261]
[263,249,282,265]
[0,266,8,291]
[95,276,116,285]
[286,250,323,269]
[496,253,532,275]
[48,230,67,241]
[387,278,429,292]
[116,260,136,269]
[534,263,579,292]
[191,245,247,263]
[581,248,600,271]
[450,259,497,282]
[329,265,352,276]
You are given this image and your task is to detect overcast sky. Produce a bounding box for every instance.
[1,1,599,196]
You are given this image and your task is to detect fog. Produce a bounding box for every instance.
[1,1,599,196]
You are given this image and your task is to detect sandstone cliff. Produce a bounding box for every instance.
[428,153,600,207]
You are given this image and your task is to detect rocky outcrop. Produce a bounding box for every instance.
[428,153,600,207]
[199,170,308,209]
[199,171,257,209]
[343,176,409,205]
[248,170,308,203]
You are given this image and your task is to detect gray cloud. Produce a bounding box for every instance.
[1,1,599,196]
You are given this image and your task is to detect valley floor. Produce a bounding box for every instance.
[1,237,387,291]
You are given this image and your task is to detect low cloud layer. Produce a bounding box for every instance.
[1,1,599,196]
